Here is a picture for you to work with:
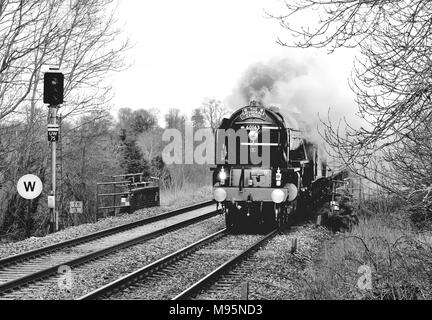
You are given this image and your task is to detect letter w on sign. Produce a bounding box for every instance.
[24,181,36,192]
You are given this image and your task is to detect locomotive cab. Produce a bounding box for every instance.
[212,102,319,232]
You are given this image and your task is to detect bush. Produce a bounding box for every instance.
[300,196,432,300]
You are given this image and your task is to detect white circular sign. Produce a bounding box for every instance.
[17,175,43,200]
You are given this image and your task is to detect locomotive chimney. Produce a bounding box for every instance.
[250,100,264,107]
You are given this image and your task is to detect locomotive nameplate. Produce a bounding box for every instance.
[240,107,267,121]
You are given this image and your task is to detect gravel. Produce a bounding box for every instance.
[0,199,212,260]
[197,224,332,300]
[0,205,333,301]
[109,234,265,300]
[2,215,226,300]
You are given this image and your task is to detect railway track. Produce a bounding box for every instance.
[0,201,217,298]
[173,230,278,300]
[79,229,278,300]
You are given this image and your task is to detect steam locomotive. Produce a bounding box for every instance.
[212,101,327,232]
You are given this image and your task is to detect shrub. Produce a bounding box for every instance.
[300,196,432,300]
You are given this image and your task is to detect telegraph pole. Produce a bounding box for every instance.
[44,69,64,233]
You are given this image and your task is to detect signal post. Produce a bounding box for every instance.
[44,69,64,233]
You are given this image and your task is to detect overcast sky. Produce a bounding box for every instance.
[112,0,358,127]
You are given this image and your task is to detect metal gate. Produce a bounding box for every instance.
[96,173,160,220]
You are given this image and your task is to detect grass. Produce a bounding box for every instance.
[300,197,432,300]
[160,183,213,209]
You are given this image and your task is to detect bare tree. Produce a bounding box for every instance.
[200,98,227,132]
[269,0,432,196]
[165,108,185,130]
[62,111,122,226]
[0,0,58,121]
[0,0,128,238]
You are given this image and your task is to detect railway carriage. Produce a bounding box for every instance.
[212,101,327,232]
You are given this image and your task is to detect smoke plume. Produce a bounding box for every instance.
[226,55,357,158]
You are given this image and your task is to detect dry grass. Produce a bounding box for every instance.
[161,183,212,209]
[301,198,432,300]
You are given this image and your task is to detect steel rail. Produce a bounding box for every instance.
[0,209,218,296]
[0,200,215,268]
[78,229,227,300]
[172,229,278,300]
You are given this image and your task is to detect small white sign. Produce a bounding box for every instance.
[70,201,83,214]
[120,197,130,207]
[17,175,43,200]
[48,125,60,142]
[48,196,55,209]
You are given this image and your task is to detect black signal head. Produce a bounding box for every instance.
[44,72,64,105]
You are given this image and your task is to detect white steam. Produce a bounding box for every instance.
[225,55,358,160]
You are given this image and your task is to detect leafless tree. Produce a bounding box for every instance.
[200,98,228,132]
[165,108,186,130]
[269,0,432,197]
[0,0,128,238]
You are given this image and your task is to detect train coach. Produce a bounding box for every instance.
[212,101,327,232]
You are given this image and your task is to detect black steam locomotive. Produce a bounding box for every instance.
[212,101,327,232]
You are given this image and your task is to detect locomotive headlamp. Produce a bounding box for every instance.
[214,188,227,203]
[218,167,227,182]
[271,189,286,204]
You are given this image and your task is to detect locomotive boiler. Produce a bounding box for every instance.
[212,101,326,232]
